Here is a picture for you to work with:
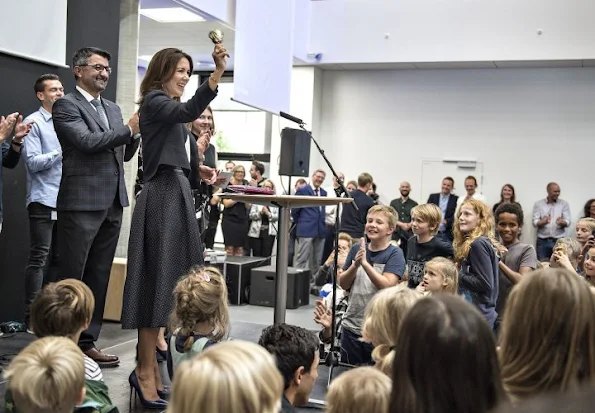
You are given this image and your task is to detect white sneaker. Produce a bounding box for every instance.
[26,329,35,335]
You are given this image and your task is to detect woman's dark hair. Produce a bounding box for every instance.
[584,199,595,218]
[495,201,524,227]
[138,48,193,107]
[499,184,516,204]
[390,295,507,413]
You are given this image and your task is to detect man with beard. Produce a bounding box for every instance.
[52,47,140,367]
[389,181,418,257]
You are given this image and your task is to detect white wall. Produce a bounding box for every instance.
[310,0,595,63]
[313,67,595,242]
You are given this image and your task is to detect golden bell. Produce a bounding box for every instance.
[208,29,224,44]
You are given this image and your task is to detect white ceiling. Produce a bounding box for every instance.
[138,1,595,72]
[139,0,235,69]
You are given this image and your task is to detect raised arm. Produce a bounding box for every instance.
[53,98,131,154]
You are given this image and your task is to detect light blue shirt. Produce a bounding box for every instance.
[439,193,449,232]
[22,106,62,208]
[532,198,571,239]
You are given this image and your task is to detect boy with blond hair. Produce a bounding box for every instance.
[4,336,86,413]
[5,279,117,412]
[407,203,454,289]
[339,205,405,365]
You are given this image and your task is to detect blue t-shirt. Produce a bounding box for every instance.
[341,242,406,334]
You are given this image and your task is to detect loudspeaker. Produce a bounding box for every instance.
[249,266,311,309]
[225,256,270,305]
[279,128,311,177]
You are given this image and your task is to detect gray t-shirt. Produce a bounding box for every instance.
[341,243,406,335]
[496,242,537,320]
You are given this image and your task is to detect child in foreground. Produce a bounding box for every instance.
[4,336,86,413]
[167,266,230,379]
[326,367,391,413]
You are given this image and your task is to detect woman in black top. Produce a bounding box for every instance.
[216,164,250,255]
[122,45,227,408]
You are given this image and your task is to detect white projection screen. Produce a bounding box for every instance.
[0,0,68,67]
[232,0,293,115]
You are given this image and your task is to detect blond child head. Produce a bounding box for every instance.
[327,367,391,413]
[4,336,86,413]
[422,257,459,294]
[167,340,283,413]
[361,284,421,375]
[411,203,442,236]
[30,279,94,340]
[170,266,230,351]
[576,218,595,246]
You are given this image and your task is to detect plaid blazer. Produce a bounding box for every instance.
[52,89,139,211]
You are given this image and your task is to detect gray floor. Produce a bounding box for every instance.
[1,296,335,413]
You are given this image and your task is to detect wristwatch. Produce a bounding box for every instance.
[11,137,23,146]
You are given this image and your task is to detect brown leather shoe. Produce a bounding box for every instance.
[84,347,120,368]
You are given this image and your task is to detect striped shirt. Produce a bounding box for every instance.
[84,355,103,381]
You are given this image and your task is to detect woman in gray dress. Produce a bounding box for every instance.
[122,44,228,409]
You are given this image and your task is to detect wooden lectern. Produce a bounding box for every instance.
[218,193,353,324]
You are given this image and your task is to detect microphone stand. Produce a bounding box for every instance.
[281,113,356,389]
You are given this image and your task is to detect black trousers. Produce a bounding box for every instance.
[57,198,123,351]
[249,234,276,258]
[24,203,60,325]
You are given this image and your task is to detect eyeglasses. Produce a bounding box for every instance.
[79,64,112,74]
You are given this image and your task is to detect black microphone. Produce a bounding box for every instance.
[279,111,304,125]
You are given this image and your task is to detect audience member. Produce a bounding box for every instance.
[322,172,345,263]
[249,160,265,187]
[390,181,418,256]
[361,284,420,375]
[406,203,453,289]
[415,256,459,295]
[313,286,348,353]
[167,267,229,380]
[495,386,595,413]
[532,182,571,261]
[499,268,595,403]
[313,232,352,288]
[338,205,405,365]
[219,164,250,255]
[390,294,507,413]
[292,169,327,275]
[454,199,500,328]
[340,172,375,240]
[4,337,86,413]
[224,160,235,172]
[248,180,278,257]
[53,46,140,366]
[575,217,595,271]
[367,182,380,204]
[21,74,64,328]
[0,112,32,234]
[583,198,595,219]
[326,367,391,413]
[494,203,537,331]
[345,180,357,192]
[167,340,283,413]
[492,183,521,214]
[427,176,458,241]
[583,246,595,288]
[288,178,308,265]
[456,175,487,207]
[549,237,581,273]
[259,324,320,413]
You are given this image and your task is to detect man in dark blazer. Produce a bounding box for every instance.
[427,176,458,242]
[52,47,140,367]
[291,169,327,277]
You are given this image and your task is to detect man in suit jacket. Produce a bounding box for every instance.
[427,176,458,242]
[52,47,140,367]
[291,169,327,276]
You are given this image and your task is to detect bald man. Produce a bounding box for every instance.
[389,181,418,257]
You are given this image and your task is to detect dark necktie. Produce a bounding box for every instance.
[314,188,319,196]
[91,99,110,129]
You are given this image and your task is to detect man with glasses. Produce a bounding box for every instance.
[52,47,140,367]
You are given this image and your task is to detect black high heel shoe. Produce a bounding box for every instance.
[157,386,171,400]
[128,371,168,410]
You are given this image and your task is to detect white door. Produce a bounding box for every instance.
[420,160,484,203]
